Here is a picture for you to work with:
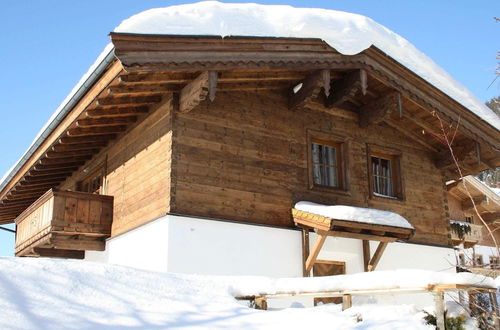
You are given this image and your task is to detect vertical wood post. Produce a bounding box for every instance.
[489,292,499,329]
[362,240,370,272]
[342,294,352,311]
[301,228,310,277]
[434,291,445,330]
[255,297,268,310]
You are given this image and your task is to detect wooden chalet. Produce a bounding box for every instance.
[0,5,499,283]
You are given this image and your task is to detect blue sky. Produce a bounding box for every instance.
[0,0,499,256]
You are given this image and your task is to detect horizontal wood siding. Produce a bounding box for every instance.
[171,91,449,245]
[60,102,173,236]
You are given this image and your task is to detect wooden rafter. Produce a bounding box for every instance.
[85,105,149,118]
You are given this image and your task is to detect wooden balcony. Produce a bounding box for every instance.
[15,189,113,259]
[450,221,483,248]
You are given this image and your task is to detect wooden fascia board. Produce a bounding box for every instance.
[0,60,124,202]
[362,47,500,149]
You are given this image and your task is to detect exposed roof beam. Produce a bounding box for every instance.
[359,91,399,127]
[178,71,217,113]
[325,69,367,108]
[289,69,329,110]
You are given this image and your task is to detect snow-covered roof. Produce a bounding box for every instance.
[115,1,500,131]
[295,201,414,229]
[1,1,498,195]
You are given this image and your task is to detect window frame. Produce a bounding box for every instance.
[367,145,404,200]
[307,130,349,193]
[77,166,105,195]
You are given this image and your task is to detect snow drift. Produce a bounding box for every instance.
[0,257,494,329]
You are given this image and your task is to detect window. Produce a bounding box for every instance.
[489,256,499,268]
[307,131,347,191]
[368,146,403,199]
[474,255,483,266]
[464,216,473,224]
[77,168,104,194]
[311,140,341,188]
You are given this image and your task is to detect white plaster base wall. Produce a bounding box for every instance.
[85,214,456,308]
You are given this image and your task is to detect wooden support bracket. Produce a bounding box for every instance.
[289,69,329,110]
[367,241,388,272]
[178,71,217,113]
[359,91,399,128]
[305,231,327,275]
[325,69,367,108]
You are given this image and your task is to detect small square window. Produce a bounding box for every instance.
[368,146,403,200]
[307,131,347,192]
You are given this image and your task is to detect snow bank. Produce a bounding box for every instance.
[0,257,491,329]
[115,1,500,130]
[295,201,414,229]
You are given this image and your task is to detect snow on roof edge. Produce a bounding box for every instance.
[114,1,500,131]
[0,44,115,195]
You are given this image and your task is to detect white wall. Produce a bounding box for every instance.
[166,215,303,277]
[86,214,457,308]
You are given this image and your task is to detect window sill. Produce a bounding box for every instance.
[310,185,351,196]
[370,193,404,202]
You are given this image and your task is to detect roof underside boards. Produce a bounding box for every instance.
[0,35,499,224]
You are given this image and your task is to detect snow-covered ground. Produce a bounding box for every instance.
[0,257,493,329]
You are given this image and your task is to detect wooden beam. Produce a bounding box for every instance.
[384,119,440,152]
[28,167,78,176]
[38,156,91,166]
[305,232,327,274]
[363,240,371,272]
[325,69,367,108]
[289,69,328,110]
[359,92,399,127]
[301,227,310,277]
[33,162,84,171]
[481,212,500,224]
[462,196,488,212]
[51,142,107,152]
[67,125,127,137]
[178,71,217,113]
[107,83,180,95]
[367,242,388,271]
[76,116,136,128]
[434,142,476,169]
[58,134,116,145]
[85,105,149,118]
[21,175,67,184]
[96,94,161,106]
[32,248,85,259]
[45,149,98,159]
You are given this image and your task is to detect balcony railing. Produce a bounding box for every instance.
[15,189,113,258]
[450,220,482,248]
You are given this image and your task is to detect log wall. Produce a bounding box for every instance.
[170,90,449,246]
[60,102,173,236]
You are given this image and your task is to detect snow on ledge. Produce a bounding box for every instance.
[295,201,414,229]
[228,269,496,297]
[115,1,500,130]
